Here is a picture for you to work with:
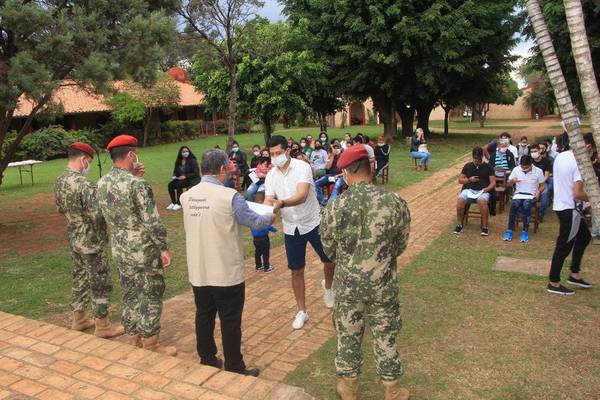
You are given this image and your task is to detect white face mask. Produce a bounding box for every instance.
[182,151,190,158]
[333,149,341,155]
[531,151,540,159]
[130,152,140,171]
[271,153,289,168]
[300,142,306,148]
[81,157,90,176]
[253,151,260,157]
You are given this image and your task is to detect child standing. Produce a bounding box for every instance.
[251,192,277,272]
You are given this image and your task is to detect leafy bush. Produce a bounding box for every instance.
[20,126,69,160]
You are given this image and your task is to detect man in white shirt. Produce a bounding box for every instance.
[547,133,593,296]
[265,135,336,329]
[502,155,545,243]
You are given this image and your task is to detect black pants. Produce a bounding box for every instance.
[253,236,270,269]
[168,179,190,204]
[549,209,591,282]
[192,283,246,373]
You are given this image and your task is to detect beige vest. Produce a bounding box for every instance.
[180,182,245,287]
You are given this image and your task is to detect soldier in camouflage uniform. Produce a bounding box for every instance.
[321,145,411,400]
[97,135,176,356]
[54,142,124,338]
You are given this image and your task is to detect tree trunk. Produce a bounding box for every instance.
[318,112,328,132]
[372,95,397,141]
[398,104,415,138]
[442,105,450,136]
[142,108,153,147]
[563,0,600,150]
[526,0,600,217]
[415,104,433,136]
[262,115,273,146]
[226,63,237,151]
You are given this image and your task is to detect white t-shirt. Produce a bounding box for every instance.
[363,144,375,159]
[310,149,328,170]
[265,158,321,235]
[508,144,518,161]
[509,165,544,195]
[553,151,582,211]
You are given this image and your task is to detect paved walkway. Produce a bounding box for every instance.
[156,156,468,382]
[0,311,312,399]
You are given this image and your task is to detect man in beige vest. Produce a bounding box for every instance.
[181,149,275,377]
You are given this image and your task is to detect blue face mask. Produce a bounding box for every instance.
[232,147,239,153]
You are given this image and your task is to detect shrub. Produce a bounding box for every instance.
[20,126,69,160]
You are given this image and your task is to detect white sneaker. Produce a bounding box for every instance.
[292,310,309,330]
[172,204,182,211]
[166,203,175,210]
[322,280,334,309]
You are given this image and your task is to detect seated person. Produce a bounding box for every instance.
[250,145,261,168]
[310,141,329,177]
[291,149,310,163]
[167,146,200,210]
[229,141,249,188]
[246,157,272,201]
[454,147,496,236]
[531,144,553,221]
[502,155,545,243]
[485,131,518,161]
[340,132,352,150]
[409,128,431,171]
[315,143,344,206]
[517,136,530,163]
[374,135,391,175]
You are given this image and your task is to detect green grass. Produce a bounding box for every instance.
[428,119,528,130]
[549,124,590,130]
[0,126,496,319]
[285,216,600,399]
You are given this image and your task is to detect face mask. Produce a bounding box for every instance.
[253,151,260,157]
[232,147,239,153]
[81,158,90,176]
[262,154,269,158]
[271,153,288,168]
[300,142,306,148]
[320,138,327,143]
[333,149,341,155]
[130,152,140,171]
[531,152,540,159]
[378,142,385,147]
[499,138,510,145]
[182,151,190,158]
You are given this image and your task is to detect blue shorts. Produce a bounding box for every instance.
[284,225,331,270]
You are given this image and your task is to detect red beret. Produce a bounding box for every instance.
[337,145,368,169]
[69,142,95,158]
[106,134,138,150]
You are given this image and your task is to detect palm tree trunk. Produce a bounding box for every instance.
[563,0,600,146]
[525,0,600,217]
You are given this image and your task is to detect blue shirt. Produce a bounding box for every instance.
[251,225,277,238]
[201,175,271,230]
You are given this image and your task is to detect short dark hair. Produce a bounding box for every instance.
[268,135,288,149]
[500,132,511,139]
[67,148,90,159]
[472,146,484,159]
[110,146,136,161]
[531,144,540,150]
[252,144,260,150]
[584,132,596,147]
[520,154,533,166]
[557,132,570,151]
[520,136,528,141]
[345,158,371,176]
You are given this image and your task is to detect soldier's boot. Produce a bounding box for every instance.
[336,376,358,400]
[71,311,95,331]
[141,335,177,356]
[127,334,142,348]
[94,317,125,339]
[382,379,410,400]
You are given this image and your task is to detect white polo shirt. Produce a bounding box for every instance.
[508,165,544,195]
[553,150,582,211]
[265,158,321,235]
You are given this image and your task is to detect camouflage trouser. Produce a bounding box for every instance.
[117,256,165,338]
[70,251,112,318]
[333,287,403,380]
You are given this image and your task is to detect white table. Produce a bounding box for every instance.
[7,160,43,186]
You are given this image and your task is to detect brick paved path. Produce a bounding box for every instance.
[157,156,468,382]
[0,311,312,399]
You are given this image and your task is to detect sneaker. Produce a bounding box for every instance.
[480,227,489,236]
[255,266,262,272]
[546,283,575,296]
[166,203,175,210]
[567,276,592,288]
[321,280,334,309]
[520,230,529,243]
[292,310,309,330]
[263,265,274,273]
[453,224,463,235]
[503,230,513,241]
[172,204,182,211]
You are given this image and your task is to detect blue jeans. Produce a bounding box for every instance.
[246,182,263,201]
[508,198,535,232]
[539,176,553,217]
[315,175,345,205]
[410,151,431,165]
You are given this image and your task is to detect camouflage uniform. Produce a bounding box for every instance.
[97,167,169,338]
[54,169,111,318]
[321,182,411,380]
